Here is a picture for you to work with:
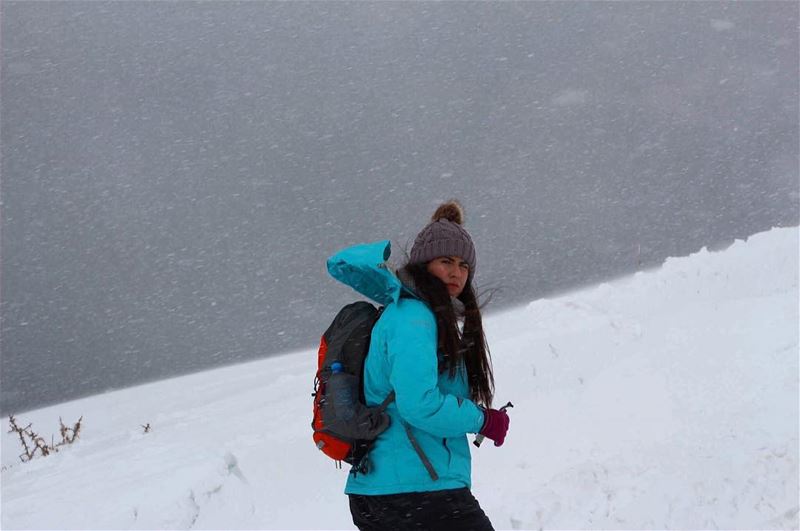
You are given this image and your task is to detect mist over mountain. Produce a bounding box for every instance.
[2,1,797,415]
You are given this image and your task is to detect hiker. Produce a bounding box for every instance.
[329,200,509,531]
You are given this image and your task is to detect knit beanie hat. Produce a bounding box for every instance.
[409,200,476,277]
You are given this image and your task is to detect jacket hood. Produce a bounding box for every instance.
[327,240,415,306]
[327,240,465,316]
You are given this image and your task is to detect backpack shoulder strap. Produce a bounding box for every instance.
[376,390,438,481]
[377,390,395,412]
[403,422,439,481]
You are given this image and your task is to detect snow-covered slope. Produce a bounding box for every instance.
[2,227,798,530]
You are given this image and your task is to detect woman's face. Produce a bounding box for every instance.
[426,255,470,297]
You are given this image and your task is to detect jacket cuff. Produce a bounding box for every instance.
[474,405,487,433]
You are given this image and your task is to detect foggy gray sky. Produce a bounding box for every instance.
[2,1,798,415]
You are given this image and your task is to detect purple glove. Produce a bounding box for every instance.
[480,408,510,447]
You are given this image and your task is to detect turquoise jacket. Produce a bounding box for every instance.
[327,240,486,495]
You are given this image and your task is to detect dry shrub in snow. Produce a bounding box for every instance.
[7,415,83,462]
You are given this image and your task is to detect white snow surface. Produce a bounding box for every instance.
[2,227,798,530]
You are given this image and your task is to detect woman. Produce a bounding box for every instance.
[327,200,510,530]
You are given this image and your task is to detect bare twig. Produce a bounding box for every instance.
[8,415,35,462]
[58,416,82,444]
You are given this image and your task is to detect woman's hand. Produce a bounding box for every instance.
[479,408,510,447]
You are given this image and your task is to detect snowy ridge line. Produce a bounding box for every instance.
[477,227,797,530]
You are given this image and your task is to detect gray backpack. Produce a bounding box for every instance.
[311,301,437,479]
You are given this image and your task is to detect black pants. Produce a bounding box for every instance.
[348,488,494,531]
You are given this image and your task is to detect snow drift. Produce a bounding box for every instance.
[2,227,798,530]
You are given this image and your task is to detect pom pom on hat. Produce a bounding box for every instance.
[431,200,465,225]
[410,200,476,277]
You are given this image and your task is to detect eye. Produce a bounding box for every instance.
[459,262,469,270]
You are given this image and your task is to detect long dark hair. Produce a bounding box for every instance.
[401,263,495,407]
